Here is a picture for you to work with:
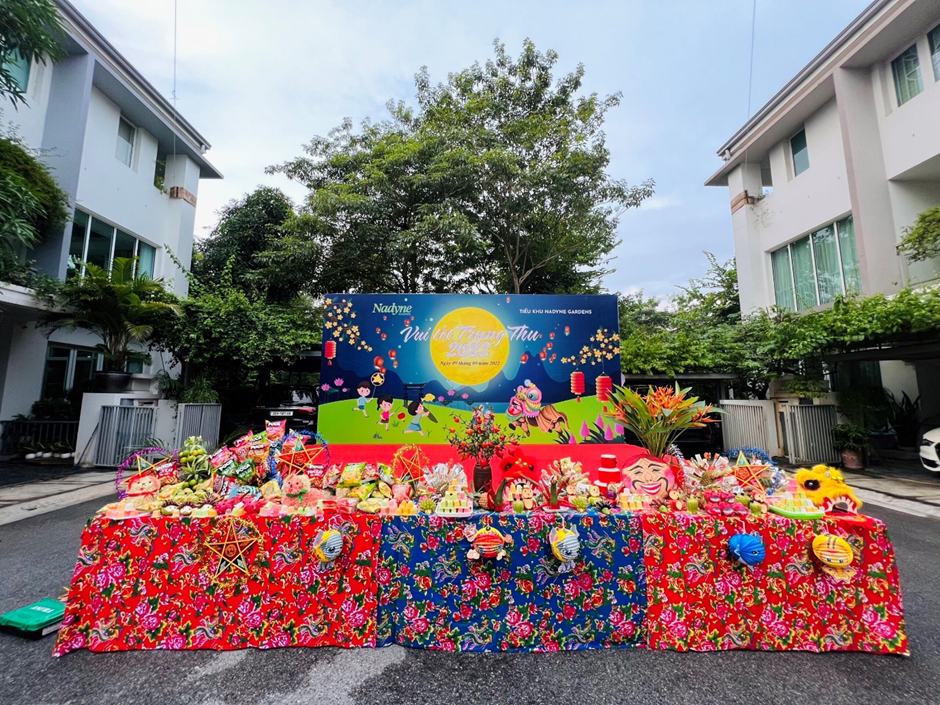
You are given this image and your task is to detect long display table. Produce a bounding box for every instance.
[54,511,908,656]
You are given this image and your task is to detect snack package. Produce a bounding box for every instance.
[232,433,254,462]
[338,463,365,487]
[209,447,234,469]
[377,482,393,499]
[392,483,412,502]
[361,463,380,483]
[260,479,282,499]
[265,419,287,443]
[320,464,342,489]
[247,440,271,467]
[219,459,256,484]
[349,482,376,500]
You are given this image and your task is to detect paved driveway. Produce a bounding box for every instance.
[0,499,936,705]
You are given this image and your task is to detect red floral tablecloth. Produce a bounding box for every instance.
[642,513,908,654]
[54,514,381,656]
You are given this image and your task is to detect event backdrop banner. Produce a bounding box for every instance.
[318,294,620,445]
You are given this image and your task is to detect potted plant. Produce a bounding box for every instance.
[831,424,869,470]
[446,405,515,492]
[603,384,720,458]
[41,258,179,393]
[887,391,920,451]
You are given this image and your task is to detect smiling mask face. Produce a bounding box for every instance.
[625,457,675,499]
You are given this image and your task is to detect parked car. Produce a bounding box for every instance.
[919,427,940,473]
[251,385,318,431]
[618,417,724,457]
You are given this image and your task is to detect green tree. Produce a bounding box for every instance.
[40,258,180,371]
[0,0,64,106]
[897,205,940,263]
[417,40,653,294]
[194,186,308,303]
[270,40,653,295]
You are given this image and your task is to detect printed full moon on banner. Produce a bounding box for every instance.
[429,307,510,386]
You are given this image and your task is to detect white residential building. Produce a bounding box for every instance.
[707,0,940,414]
[0,0,221,422]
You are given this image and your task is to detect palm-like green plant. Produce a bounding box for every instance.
[42,257,180,371]
[602,384,720,458]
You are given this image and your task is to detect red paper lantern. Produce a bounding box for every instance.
[564,326,570,336]
[374,356,384,369]
[549,332,555,339]
[570,371,585,401]
[389,350,397,359]
[539,351,546,360]
[596,374,613,402]
[324,340,336,366]
[520,353,529,364]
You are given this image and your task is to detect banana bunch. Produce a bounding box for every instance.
[178,436,210,484]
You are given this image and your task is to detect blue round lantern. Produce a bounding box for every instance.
[729,533,766,566]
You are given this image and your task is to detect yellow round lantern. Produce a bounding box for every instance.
[812,534,853,568]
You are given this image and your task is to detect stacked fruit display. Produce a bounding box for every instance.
[178,437,210,485]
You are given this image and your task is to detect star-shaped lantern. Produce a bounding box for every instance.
[733,451,770,491]
[203,517,261,583]
[276,442,329,476]
[392,444,429,486]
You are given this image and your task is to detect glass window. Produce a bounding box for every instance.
[126,359,144,374]
[137,242,155,278]
[790,236,818,310]
[2,50,30,92]
[113,229,137,263]
[86,217,114,270]
[837,216,860,294]
[67,211,88,274]
[115,117,135,167]
[771,214,861,311]
[812,225,842,305]
[892,44,923,106]
[73,350,99,390]
[42,346,71,399]
[771,248,795,310]
[930,26,940,82]
[790,128,809,176]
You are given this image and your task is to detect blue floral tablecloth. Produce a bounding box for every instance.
[376,511,647,651]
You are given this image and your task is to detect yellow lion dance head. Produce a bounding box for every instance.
[794,465,861,515]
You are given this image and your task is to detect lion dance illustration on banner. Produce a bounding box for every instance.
[318,294,621,445]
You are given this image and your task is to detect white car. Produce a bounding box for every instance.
[919,427,940,472]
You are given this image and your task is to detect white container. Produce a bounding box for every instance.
[24,453,37,460]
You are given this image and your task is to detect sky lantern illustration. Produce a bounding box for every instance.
[564,326,570,336]
[570,371,585,402]
[549,331,555,340]
[376,327,381,334]
[520,353,529,364]
[539,351,547,360]
[596,374,613,402]
[547,342,553,350]
[324,340,336,366]
[374,356,384,370]
[388,350,397,359]
[381,333,387,340]
[393,360,398,369]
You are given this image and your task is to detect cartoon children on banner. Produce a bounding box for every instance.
[404,400,432,436]
[376,395,394,431]
[353,380,372,417]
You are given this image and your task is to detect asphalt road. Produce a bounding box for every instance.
[0,499,937,705]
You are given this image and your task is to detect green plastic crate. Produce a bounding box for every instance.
[0,598,66,639]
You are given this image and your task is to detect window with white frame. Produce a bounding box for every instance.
[115,116,136,167]
[42,344,102,399]
[68,209,156,277]
[892,44,923,106]
[1,49,30,92]
[770,215,860,311]
[929,25,940,82]
[790,128,809,177]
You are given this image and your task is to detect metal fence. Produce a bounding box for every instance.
[781,404,840,465]
[175,403,222,449]
[94,406,156,467]
[0,420,79,455]
[719,400,779,455]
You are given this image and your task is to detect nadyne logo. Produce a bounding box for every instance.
[373,303,412,316]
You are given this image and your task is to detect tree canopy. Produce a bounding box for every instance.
[268,40,653,295]
[0,0,64,106]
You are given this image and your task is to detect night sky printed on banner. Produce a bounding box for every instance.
[318,294,620,445]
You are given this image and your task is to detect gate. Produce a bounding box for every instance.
[175,403,222,450]
[719,400,779,455]
[94,406,156,467]
[781,404,840,465]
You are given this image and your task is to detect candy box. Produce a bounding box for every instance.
[0,598,66,639]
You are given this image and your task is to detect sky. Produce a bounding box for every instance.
[71,0,871,299]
